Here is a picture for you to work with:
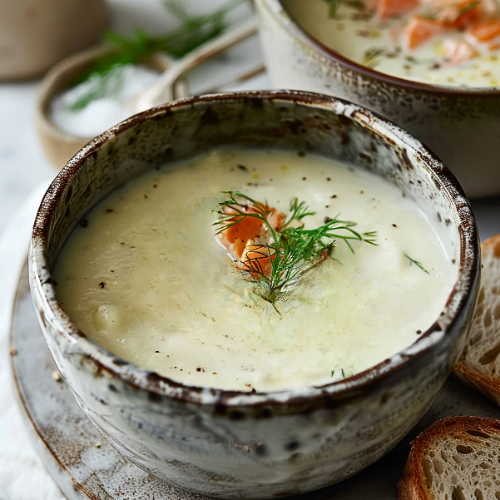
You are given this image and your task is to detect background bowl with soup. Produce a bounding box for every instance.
[255,0,500,198]
[29,91,479,498]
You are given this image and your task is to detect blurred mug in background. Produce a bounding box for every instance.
[0,0,108,81]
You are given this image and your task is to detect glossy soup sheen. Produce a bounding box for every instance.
[53,148,457,392]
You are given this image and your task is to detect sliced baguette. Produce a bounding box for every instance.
[455,234,500,406]
[398,416,500,500]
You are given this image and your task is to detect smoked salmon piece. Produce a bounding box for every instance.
[443,39,478,65]
[218,203,285,265]
[404,15,447,49]
[376,0,420,21]
[436,0,499,28]
[241,242,275,277]
[467,20,500,43]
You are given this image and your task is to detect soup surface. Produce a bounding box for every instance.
[284,0,500,87]
[54,148,456,392]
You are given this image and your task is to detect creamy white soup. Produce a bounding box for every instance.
[284,0,500,87]
[54,148,456,392]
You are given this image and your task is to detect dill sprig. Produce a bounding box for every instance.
[331,366,356,380]
[362,47,390,68]
[322,0,366,18]
[405,253,429,274]
[67,0,244,111]
[214,191,377,304]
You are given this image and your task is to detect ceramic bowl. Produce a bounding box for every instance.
[29,91,480,499]
[35,46,174,170]
[255,0,500,199]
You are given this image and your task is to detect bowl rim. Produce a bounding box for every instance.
[30,90,479,407]
[259,0,500,96]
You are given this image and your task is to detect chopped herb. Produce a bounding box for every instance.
[405,253,429,274]
[331,366,356,379]
[356,28,380,38]
[362,47,390,68]
[214,192,377,305]
[322,0,365,18]
[323,0,343,18]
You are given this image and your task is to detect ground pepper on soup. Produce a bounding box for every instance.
[53,148,457,392]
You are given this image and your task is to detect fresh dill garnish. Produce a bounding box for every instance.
[67,0,244,111]
[404,253,430,274]
[214,191,377,305]
[322,0,343,18]
[331,366,356,380]
[362,47,390,68]
[322,0,365,18]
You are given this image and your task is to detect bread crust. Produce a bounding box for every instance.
[454,234,500,406]
[455,362,500,405]
[398,416,500,500]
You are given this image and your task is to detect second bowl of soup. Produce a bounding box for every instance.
[256,0,500,198]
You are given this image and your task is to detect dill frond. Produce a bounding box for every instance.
[404,253,430,274]
[362,47,390,68]
[322,0,365,18]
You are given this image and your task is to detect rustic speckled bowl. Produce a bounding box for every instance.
[29,91,479,499]
[255,0,500,199]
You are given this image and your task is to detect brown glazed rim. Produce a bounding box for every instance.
[262,0,500,96]
[31,90,479,407]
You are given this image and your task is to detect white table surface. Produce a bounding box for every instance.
[0,0,500,498]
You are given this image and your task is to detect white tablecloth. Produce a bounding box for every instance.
[0,185,66,500]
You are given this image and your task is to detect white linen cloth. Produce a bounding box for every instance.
[0,185,66,500]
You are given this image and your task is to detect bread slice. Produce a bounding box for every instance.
[398,416,500,500]
[455,234,500,406]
